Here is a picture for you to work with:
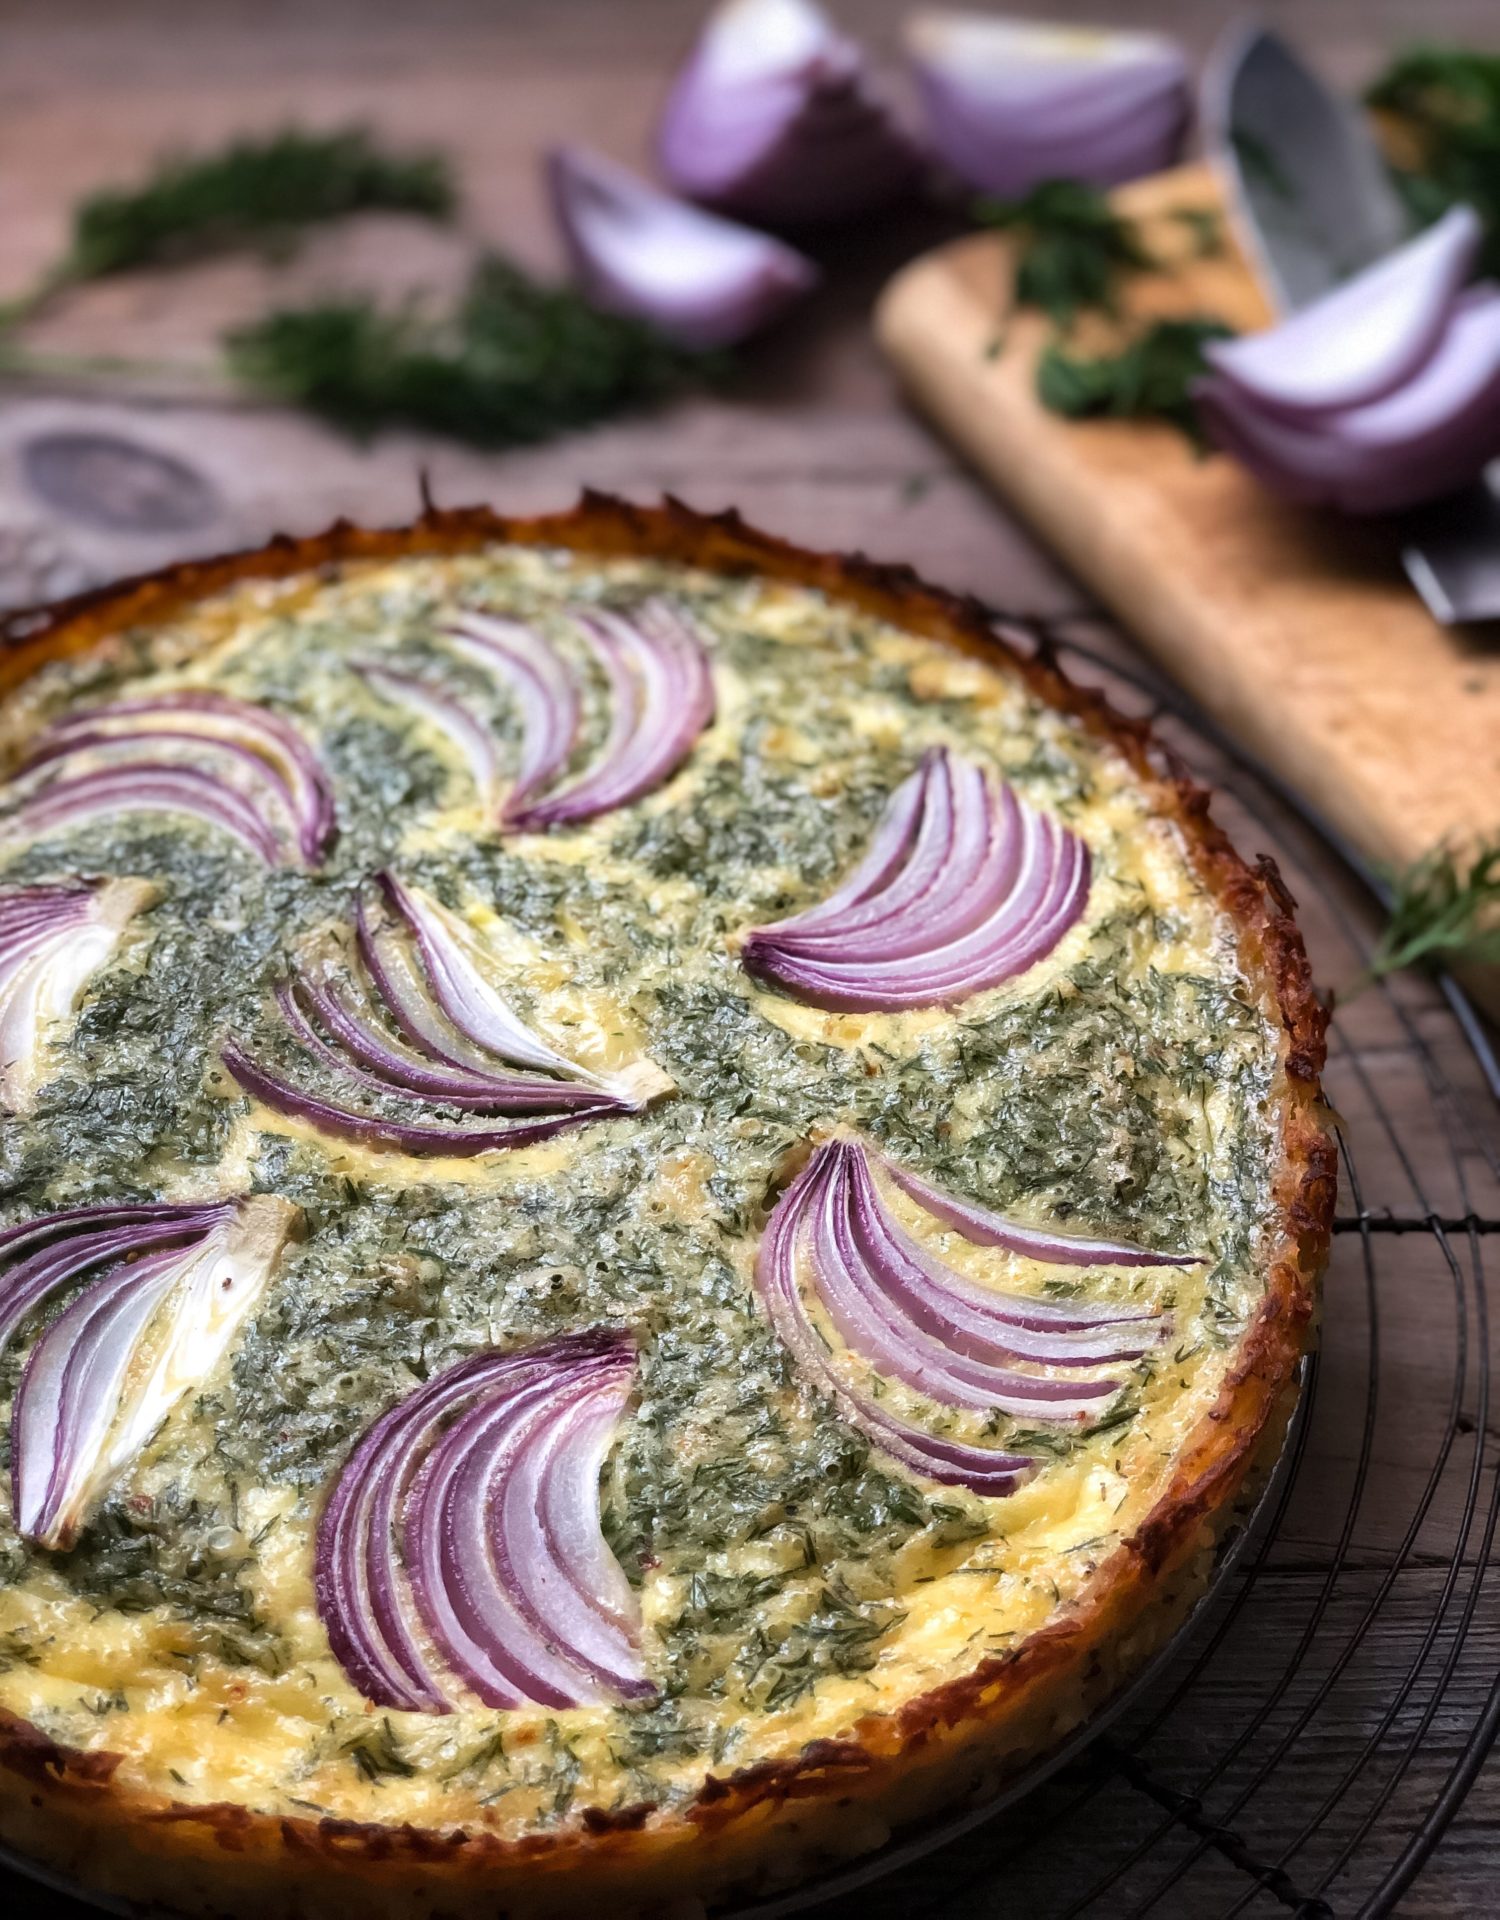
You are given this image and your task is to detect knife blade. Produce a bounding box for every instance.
[1203,24,1500,626]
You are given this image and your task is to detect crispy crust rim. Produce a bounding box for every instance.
[0,494,1336,1918]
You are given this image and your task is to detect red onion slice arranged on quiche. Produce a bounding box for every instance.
[1,1194,299,1549]
[440,600,714,831]
[1,689,336,867]
[0,878,157,1113]
[742,746,1090,1009]
[222,873,670,1155]
[315,1328,652,1713]
[755,1138,1185,1493]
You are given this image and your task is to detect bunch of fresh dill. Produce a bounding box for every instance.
[1346,840,1500,998]
[65,128,455,280]
[1368,46,1500,276]
[227,256,719,446]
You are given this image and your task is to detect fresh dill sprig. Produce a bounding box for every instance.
[1367,46,1500,276]
[1035,317,1234,440]
[1344,839,1500,999]
[65,128,455,281]
[975,180,1153,327]
[342,1716,416,1782]
[227,255,721,446]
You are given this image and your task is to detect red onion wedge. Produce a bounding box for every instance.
[657,0,919,226]
[3,690,335,867]
[443,599,714,831]
[906,12,1189,197]
[2,1194,298,1549]
[547,145,818,350]
[1197,280,1500,516]
[315,1328,651,1713]
[0,878,157,1114]
[225,875,669,1157]
[755,1139,1179,1493]
[1203,206,1483,418]
[742,746,1090,1010]
[352,660,500,811]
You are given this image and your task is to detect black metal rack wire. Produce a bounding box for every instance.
[767,619,1500,1920]
[6,612,1497,1920]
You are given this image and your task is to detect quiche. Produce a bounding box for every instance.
[0,499,1333,1919]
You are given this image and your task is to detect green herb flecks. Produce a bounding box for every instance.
[66,128,454,282]
[227,255,720,447]
[1344,838,1500,998]
[976,180,1153,328]
[343,1717,417,1783]
[1036,317,1234,441]
[1368,46,1500,275]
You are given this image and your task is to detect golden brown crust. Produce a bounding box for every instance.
[0,495,1335,1917]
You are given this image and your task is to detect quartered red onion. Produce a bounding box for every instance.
[0,878,156,1113]
[352,660,500,811]
[2,690,335,867]
[1197,215,1500,515]
[548,145,818,350]
[442,599,714,831]
[224,873,668,1156]
[743,746,1090,1010]
[906,12,1189,196]
[657,0,919,226]
[0,1194,297,1549]
[315,1328,651,1712]
[755,1139,1182,1494]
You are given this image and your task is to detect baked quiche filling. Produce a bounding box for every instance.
[0,545,1283,1836]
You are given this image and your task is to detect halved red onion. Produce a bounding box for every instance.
[755,1139,1178,1492]
[0,878,156,1113]
[548,145,818,350]
[1203,206,1483,417]
[352,660,500,810]
[743,746,1089,1010]
[444,599,714,831]
[315,1328,650,1713]
[225,875,668,1156]
[1197,281,1500,516]
[3,1194,297,1549]
[906,12,1189,196]
[657,0,919,226]
[34,690,335,863]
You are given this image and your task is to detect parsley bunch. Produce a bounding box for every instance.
[1368,46,1500,275]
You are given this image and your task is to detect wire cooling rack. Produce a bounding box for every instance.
[3,607,1496,1920]
[762,616,1500,1920]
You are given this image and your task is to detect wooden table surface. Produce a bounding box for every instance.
[1,4,1498,1916]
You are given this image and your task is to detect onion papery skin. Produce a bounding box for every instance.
[547,145,819,350]
[2,1195,298,1549]
[905,12,1189,196]
[225,876,665,1157]
[0,878,156,1114]
[352,660,500,810]
[742,746,1090,1010]
[754,1139,1181,1494]
[24,691,334,864]
[1197,280,1500,516]
[443,599,714,831]
[315,1329,651,1713]
[657,0,920,226]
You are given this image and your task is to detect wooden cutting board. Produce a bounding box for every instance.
[874,163,1500,890]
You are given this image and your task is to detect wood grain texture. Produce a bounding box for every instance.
[0,3,1496,1916]
[876,164,1500,888]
